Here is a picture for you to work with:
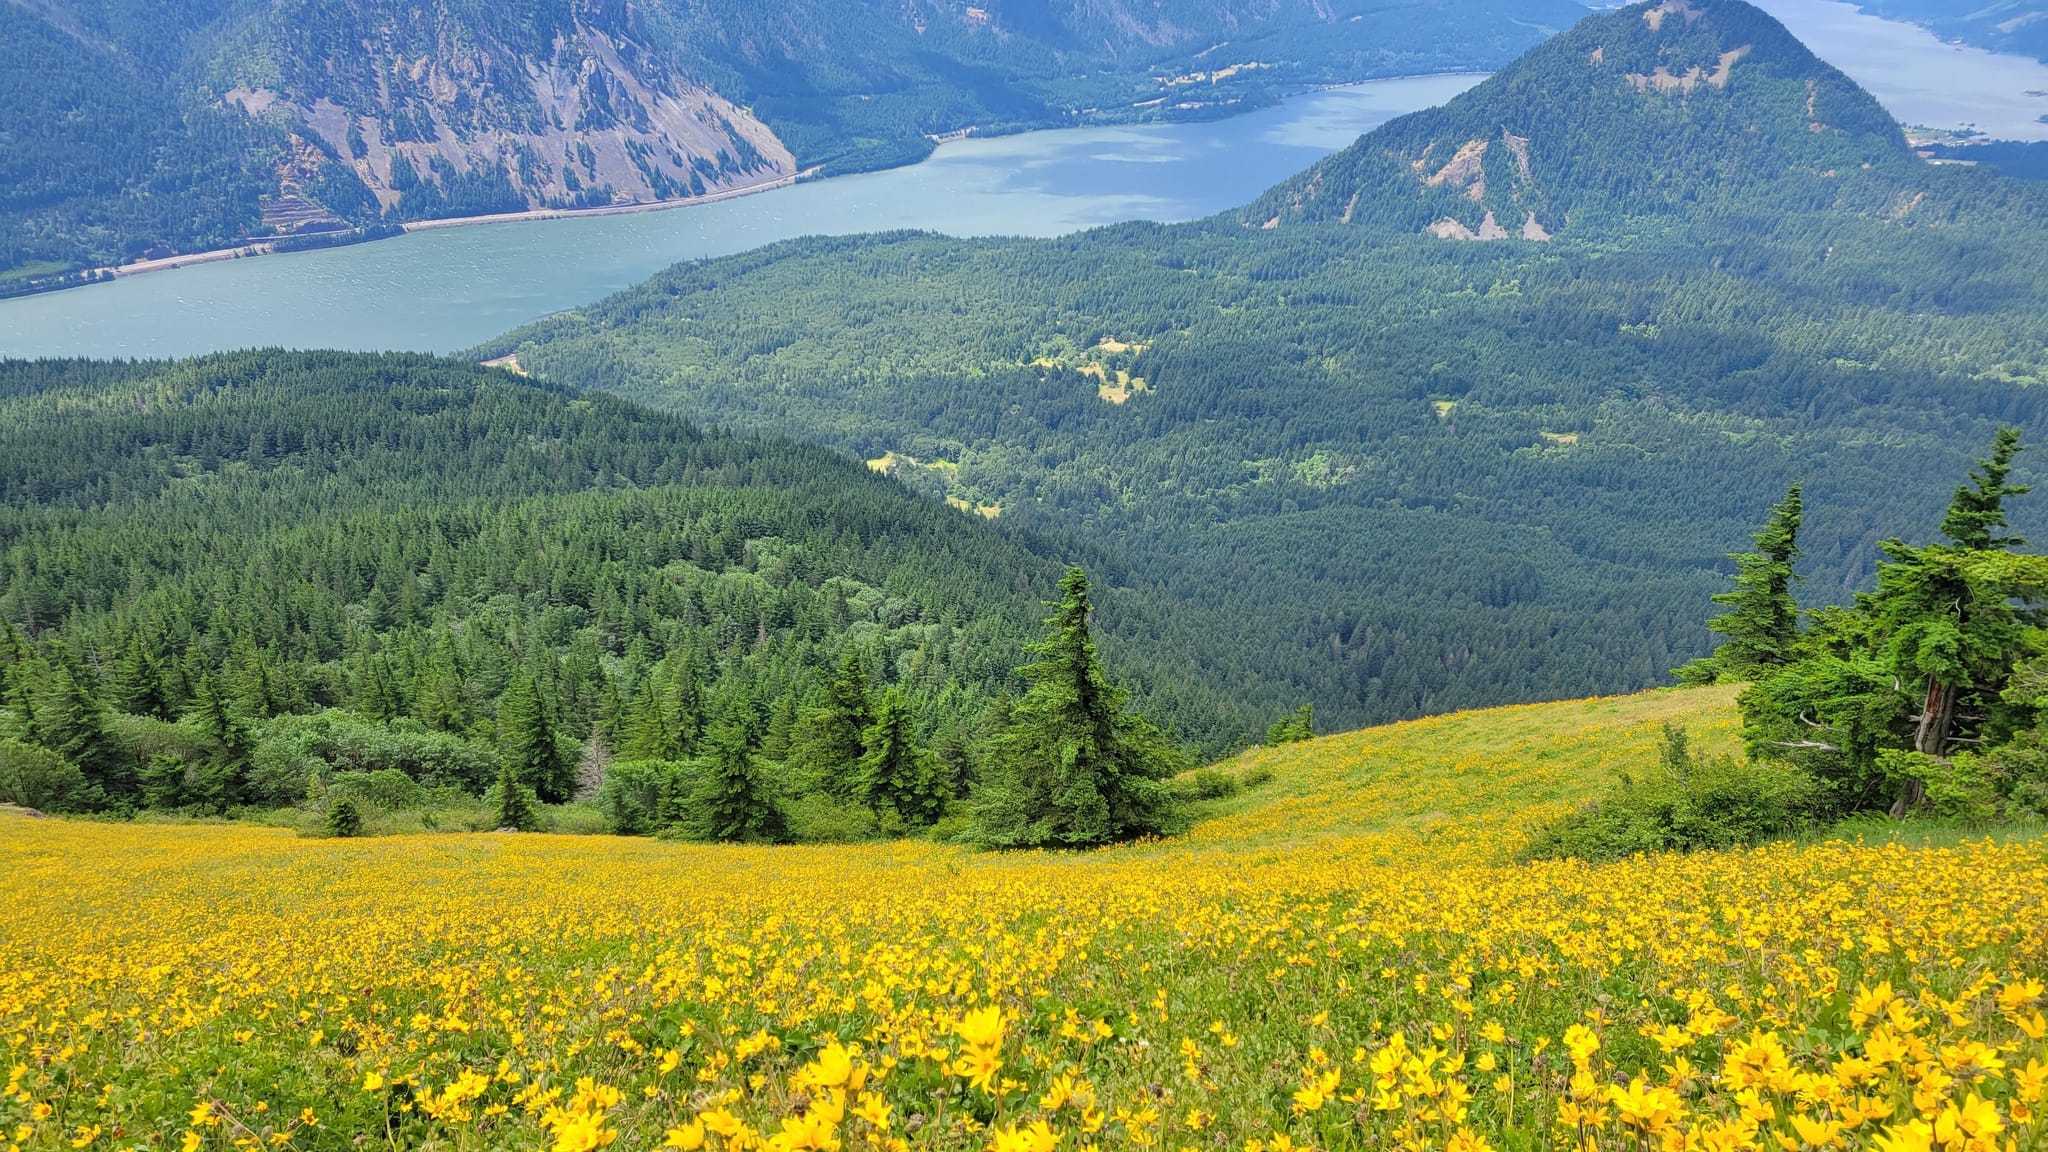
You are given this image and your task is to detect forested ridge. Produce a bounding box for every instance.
[481,0,2048,736]
[0,351,1293,836]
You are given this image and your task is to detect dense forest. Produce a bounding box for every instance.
[0,352,1285,836]
[0,0,1582,293]
[480,0,2048,734]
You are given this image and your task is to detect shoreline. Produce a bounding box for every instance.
[93,170,807,287]
[41,75,1485,296]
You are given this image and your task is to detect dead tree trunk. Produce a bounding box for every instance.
[1891,678,1954,817]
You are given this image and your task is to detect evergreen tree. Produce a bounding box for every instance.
[1940,428,2027,551]
[326,795,364,838]
[620,675,683,762]
[1682,485,1804,684]
[857,688,946,826]
[35,664,129,805]
[791,650,873,797]
[189,674,255,811]
[498,673,572,803]
[110,635,171,719]
[1740,430,2048,816]
[687,710,786,843]
[359,654,408,723]
[1870,430,2043,813]
[1265,704,1314,745]
[493,762,540,831]
[971,569,1183,848]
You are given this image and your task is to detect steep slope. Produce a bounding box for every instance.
[483,1,2048,735]
[0,0,1584,292]
[1244,0,1914,237]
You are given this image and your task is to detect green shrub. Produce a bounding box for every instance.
[783,793,883,843]
[326,796,364,838]
[543,802,611,836]
[0,739,92,812]
[1265,705,1314,746]
[1242,765,1275,789]
[249,712,496,804]
[328,768,429,812]
[597,759,693,835]
[1525,726,1815,861]
[1172,768,1241,802]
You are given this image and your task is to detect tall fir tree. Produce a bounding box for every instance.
[1864,431,2040,813]
[792,650,873,797]
[493,762,540,831]
[190,674,255,811]
[1681,485,1804,683]
[857,688,947,826]
[1740,429,2048,816]
[620,675,683,762]
[971,568,1182,848]
[109,635,171,720]
[35,664,130,805]
[498,673,572,804]
[688,709,785,843]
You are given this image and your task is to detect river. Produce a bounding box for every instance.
[0,76,1478,360]
[4,0,2046,361]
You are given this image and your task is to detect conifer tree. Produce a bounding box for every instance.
[1265,704,1314,745]
[687,710,786,843]
[493,762,539,831]
[189,674,254,811]
[792,650,873,797]
[110,635,171,719]
[35,664,129,805]
[857,688,946,826]
[620,675,683,762]
[1740,430,2048,816]
[1864,431,2041,813]
[971,568,1182,848]
[326,795,364,838]
[1680,485,1804,684]
[499,673,572,803]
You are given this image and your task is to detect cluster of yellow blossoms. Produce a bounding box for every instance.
[1,688,2044,1152]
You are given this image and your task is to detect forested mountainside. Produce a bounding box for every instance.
[0,351,1300,826]
[480,0,2048,734]
[1245,0,1912,236]
[0,0,1583,295]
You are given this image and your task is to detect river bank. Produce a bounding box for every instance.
[80,172,807,290]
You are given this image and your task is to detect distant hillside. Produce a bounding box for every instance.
[484,0,2048,734]
[1245,0,1913,238]
[0,351,1290,756]
[1828,0,2048,67]
[0,0,1584,293]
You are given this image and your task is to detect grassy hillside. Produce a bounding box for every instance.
[5,686,2045,1151]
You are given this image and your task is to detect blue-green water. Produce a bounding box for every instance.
[0,76,1479,360]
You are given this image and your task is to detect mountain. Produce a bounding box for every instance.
[0,0,1584,294]
[1245,0,1913,237]
[478,0,2048,735]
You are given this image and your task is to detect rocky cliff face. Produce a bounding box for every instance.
[219,5,794,220]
